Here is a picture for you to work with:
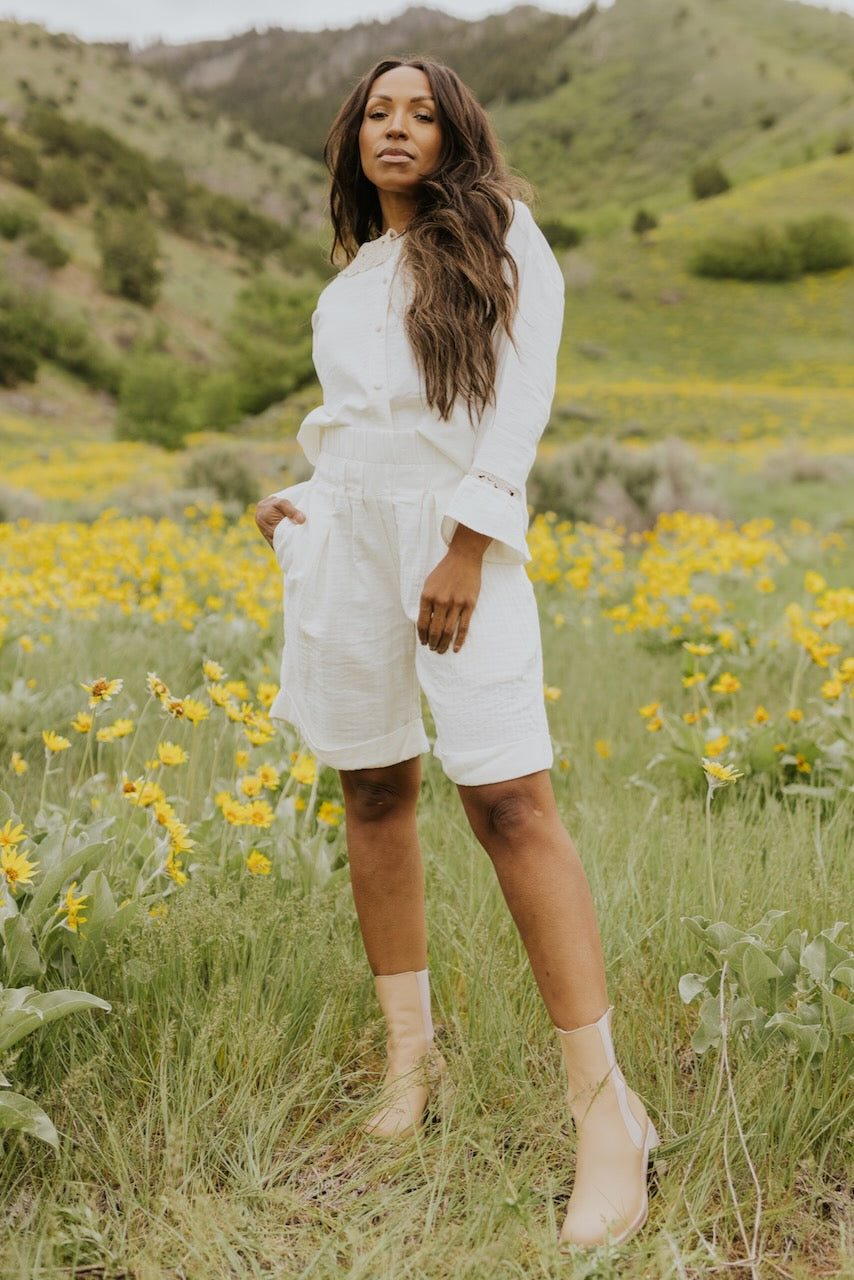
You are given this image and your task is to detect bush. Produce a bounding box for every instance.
[23,226,70,269]
[690,222,801,281]
[786,212,854,273]
[51,314,120,393]
[527,435,718,531]
[182,445,260,507]
[186,370,241,432]
[632,208,658,238]
[832,129,852,155]
[0,132,41,189]
[39,156,88,211]
[0,284,53,386]
[226,277,317,414]
[0,201,38,240]
[538,218,584,250]
[690,161,731,200]
[95,208,161,306]
[115,352,192,449]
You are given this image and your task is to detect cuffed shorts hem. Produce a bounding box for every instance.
[435,733,554,787]
[270,690,430,771]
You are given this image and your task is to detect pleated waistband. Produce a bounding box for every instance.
[314,427,462,495]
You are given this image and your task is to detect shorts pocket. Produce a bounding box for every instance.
[272,480,312,573]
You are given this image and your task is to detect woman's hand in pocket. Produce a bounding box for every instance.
[254,495,306,548]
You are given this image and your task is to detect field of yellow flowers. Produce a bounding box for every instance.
[0,501,852,1278]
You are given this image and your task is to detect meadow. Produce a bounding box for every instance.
[0,496,851,1278]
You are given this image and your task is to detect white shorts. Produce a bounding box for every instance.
[269,428,553,786]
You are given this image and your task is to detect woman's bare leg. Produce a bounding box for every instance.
[457,769,608,1030]
[339,756,427,975]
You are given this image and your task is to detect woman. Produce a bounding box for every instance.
[255,57,660,1248]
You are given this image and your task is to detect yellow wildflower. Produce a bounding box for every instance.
[1,846,39,891]
[220,796,249,826]
[71,711,93,734]
[246,850,272,876]
[207,683,232,708]
[256,682,278,709]
[244,724,274,746]
[147,672,169,700]
[126,780,166,808]
[239,775,263,799]
[553,612,565,629]
[10,751,28,776]
[181,697,209,725]
[55,881,88,932]
[256,763,280,789]
[157,742,187,767]
[544,685,562,703]
[646,716,663,732]
[683,711,700,725]
[594,739,612,759]
[804,572,826,595]
[203,659,226,682]
[317,801,344,827]
[164,697,185,719]
[794,754,811,774]
[786,709,803,723]
[165,851,188,886]
[755,577,776,594]
[682,673,706,688]
[821,678,843,700]
[751,705,770,724]
[18,635,34,653]
[638,701,661,718]
[225,680,250,702]
[711,672,741,694]
[234,751,250,769]
[42,730,70,753]
[244,799,274,828]
[704,734,730,758]
[81,676,123,707]
[167,820,194,855]
[683,642,713,656]
[290,754,317,786]
[149,903,168,920]
[0,820,26,853]
[701,759,743,788]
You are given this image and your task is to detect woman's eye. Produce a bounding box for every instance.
[415,114,434,123]
[367,110,386,120]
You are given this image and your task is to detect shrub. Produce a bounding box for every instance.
[690,161,731,200]
[182,445,260,508]
[538,218,584,250]
[116,352,192,450]
[0,131,41,189]
[187,370,241,432]
[51,314,120,393]
[39,156,88,211]
[786,212,854,273]
[0,284,53,386]
[832,129,852,155]
[690,223,801,281]
[0,201,38,240]
[527,435,717,531]
[24,226,70,269]
[226,277,317,414]
[632,208,658,238]
[95,208,161,306]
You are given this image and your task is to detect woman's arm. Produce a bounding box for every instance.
[439,201,565,564]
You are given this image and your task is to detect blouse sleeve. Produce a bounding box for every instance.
[440,201,565,564]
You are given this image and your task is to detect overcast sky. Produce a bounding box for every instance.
[1,0,852,45]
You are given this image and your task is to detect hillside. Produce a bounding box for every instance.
[138,0,854,221]
[0,21,326,228]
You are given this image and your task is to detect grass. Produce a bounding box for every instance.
[0,510,851,1277]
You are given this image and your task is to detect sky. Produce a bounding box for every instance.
[0,0,852,46]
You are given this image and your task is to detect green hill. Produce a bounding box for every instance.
[138,0,854,222]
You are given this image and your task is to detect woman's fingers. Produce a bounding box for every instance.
[254,496,306,546]
[418,601,472,654]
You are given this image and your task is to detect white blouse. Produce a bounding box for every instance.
[293,199,565,564]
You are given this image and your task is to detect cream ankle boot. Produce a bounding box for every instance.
[557,1006,659,1247]
[363,969,446,1139]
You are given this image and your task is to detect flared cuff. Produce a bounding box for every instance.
[440,472,530,565]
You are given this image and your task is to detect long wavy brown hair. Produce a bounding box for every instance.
[324,57,529,421]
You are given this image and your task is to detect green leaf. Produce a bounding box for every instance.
[821,988,854,1037]
[740,942,784,1008]
[0,989,110,1052]
[2,914,44,984]
[678,972,708,1003]
[748,909,789,941]
[0,1090,58,1147]
[27,842,110,928]
[682,916,746,953]
[802,934,851,985]
[830,960,854,989]
[766,1012,829,1060]
[691,996,723,1053]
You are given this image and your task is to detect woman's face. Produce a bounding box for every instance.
[358,65,443,198]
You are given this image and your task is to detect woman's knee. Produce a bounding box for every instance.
[460,774,555,849]
[340,758,421,825]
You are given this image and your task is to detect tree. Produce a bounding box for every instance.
[95,208,161,306]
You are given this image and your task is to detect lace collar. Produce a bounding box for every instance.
[339,228,405,279]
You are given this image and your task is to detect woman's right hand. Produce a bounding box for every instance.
[254,494,306,548]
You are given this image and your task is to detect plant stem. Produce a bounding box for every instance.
[705,782,718,917]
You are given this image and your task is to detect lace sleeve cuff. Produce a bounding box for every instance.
[440,471,530,565]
